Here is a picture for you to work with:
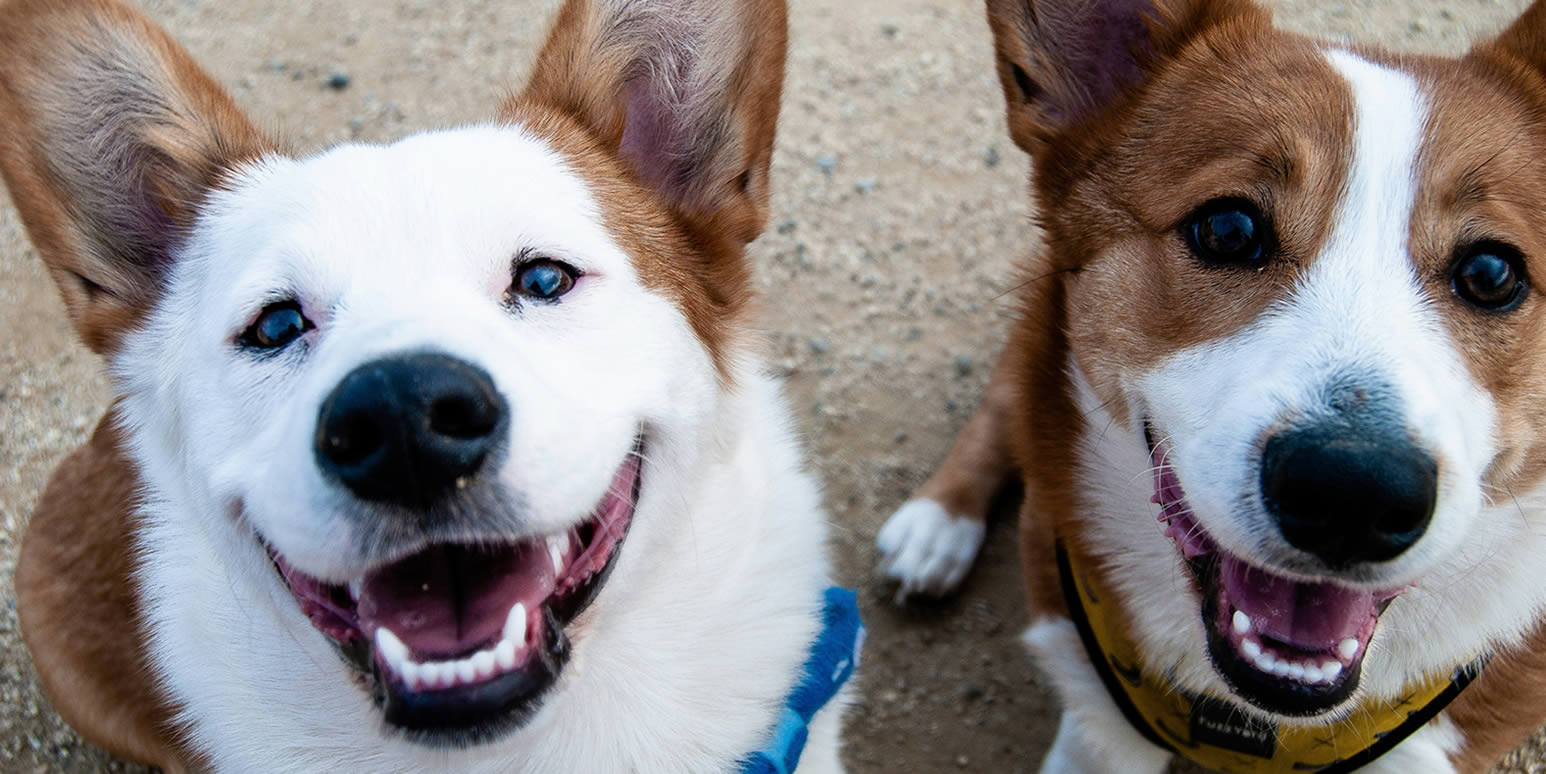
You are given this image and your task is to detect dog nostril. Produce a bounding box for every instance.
[1262,426,1437,567]
[428,394,498,440]
[321,412,383,467]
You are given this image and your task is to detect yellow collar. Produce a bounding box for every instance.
[1055,540,1482,773]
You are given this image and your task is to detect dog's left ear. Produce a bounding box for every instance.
[517,0,787,245]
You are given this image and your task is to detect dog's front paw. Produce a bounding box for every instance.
[875,499,985,603]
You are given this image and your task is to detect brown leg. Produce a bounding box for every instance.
[16,415,197,773]
[876,349,1020,601]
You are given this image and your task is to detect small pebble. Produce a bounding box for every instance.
[954,354,973,377]
[326,71,351,90]
[856,177,878,194]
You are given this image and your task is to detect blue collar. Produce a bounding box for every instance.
[738,587,864,774]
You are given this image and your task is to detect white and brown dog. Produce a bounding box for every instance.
[879,0,1546,771]
[0,0,859,772]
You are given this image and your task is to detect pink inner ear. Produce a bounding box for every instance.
[1041,0,1157,122]
[620,77,686,196]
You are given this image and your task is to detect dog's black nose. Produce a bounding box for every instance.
[1261,423,1437,567]
[316,353,505,508]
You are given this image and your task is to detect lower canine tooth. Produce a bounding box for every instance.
[496,639,518,671]
[1337,638,1360,661]
[548,537,567,575]
[375,628,409,667]
[504,603,528,645]
[1232,610,1251,635]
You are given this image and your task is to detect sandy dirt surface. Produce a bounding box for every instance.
[0,0,1540,772]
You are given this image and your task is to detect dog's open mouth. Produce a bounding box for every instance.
[265,445,642,744]
[1146,427,1404,716]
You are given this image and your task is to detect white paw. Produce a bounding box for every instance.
[875,499,986,602]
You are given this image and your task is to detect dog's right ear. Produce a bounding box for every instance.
[984,0,1263,154]
[516,0,787,249]
[0,0,271,354]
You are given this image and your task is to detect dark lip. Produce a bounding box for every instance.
[1142,422,1367,717]
[264,437,644,746]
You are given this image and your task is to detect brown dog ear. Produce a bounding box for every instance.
[984,0,1261,154]
[1476,1,1546,80]
[0,0,272,354]
[516,0,787,246]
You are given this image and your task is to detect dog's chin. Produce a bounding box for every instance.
[1145,426,1405,718]
[262,441,643,747]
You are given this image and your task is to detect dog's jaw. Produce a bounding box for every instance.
[1146,428,1403,716]
[260,440,643,745]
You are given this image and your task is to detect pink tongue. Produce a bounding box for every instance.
[1221,555,1373,650]
[355,542,555,658]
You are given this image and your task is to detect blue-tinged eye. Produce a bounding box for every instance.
[240,301,312,350]
[512,258,578,301]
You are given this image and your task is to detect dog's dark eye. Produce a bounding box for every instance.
[1453,243,1527,311]
[240,301,313,350]
[1183,199,1269,265]
[511,258,579,301]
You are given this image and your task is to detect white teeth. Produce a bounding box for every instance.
[400,661,422,691]
[375,627,409,665]
[496,639,518,671]
[548,535,568,576]
[1241,637,1263,661]
[1337,638,1360,661]
[348,579,363,601]
[472,650,497,680]
[1232,610,1251,636]
[1254,649,1276,672]
[1238,636,1350,686]
[372,604,535,692]
[455,659,477,684]
[504,603,528,645]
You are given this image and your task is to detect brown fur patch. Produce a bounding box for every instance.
[1403,46,1546,497]
[512,0,788,373]
[16,413,198,773]
[500,102,755,374]
[1042,26,1355,428]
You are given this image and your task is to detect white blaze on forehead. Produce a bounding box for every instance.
[1303,50,1430,380]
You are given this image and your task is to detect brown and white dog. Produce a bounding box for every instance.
[0,0,854,772]
[879,0,1546,771]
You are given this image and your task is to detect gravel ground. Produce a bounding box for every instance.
[0,0,1541,772]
